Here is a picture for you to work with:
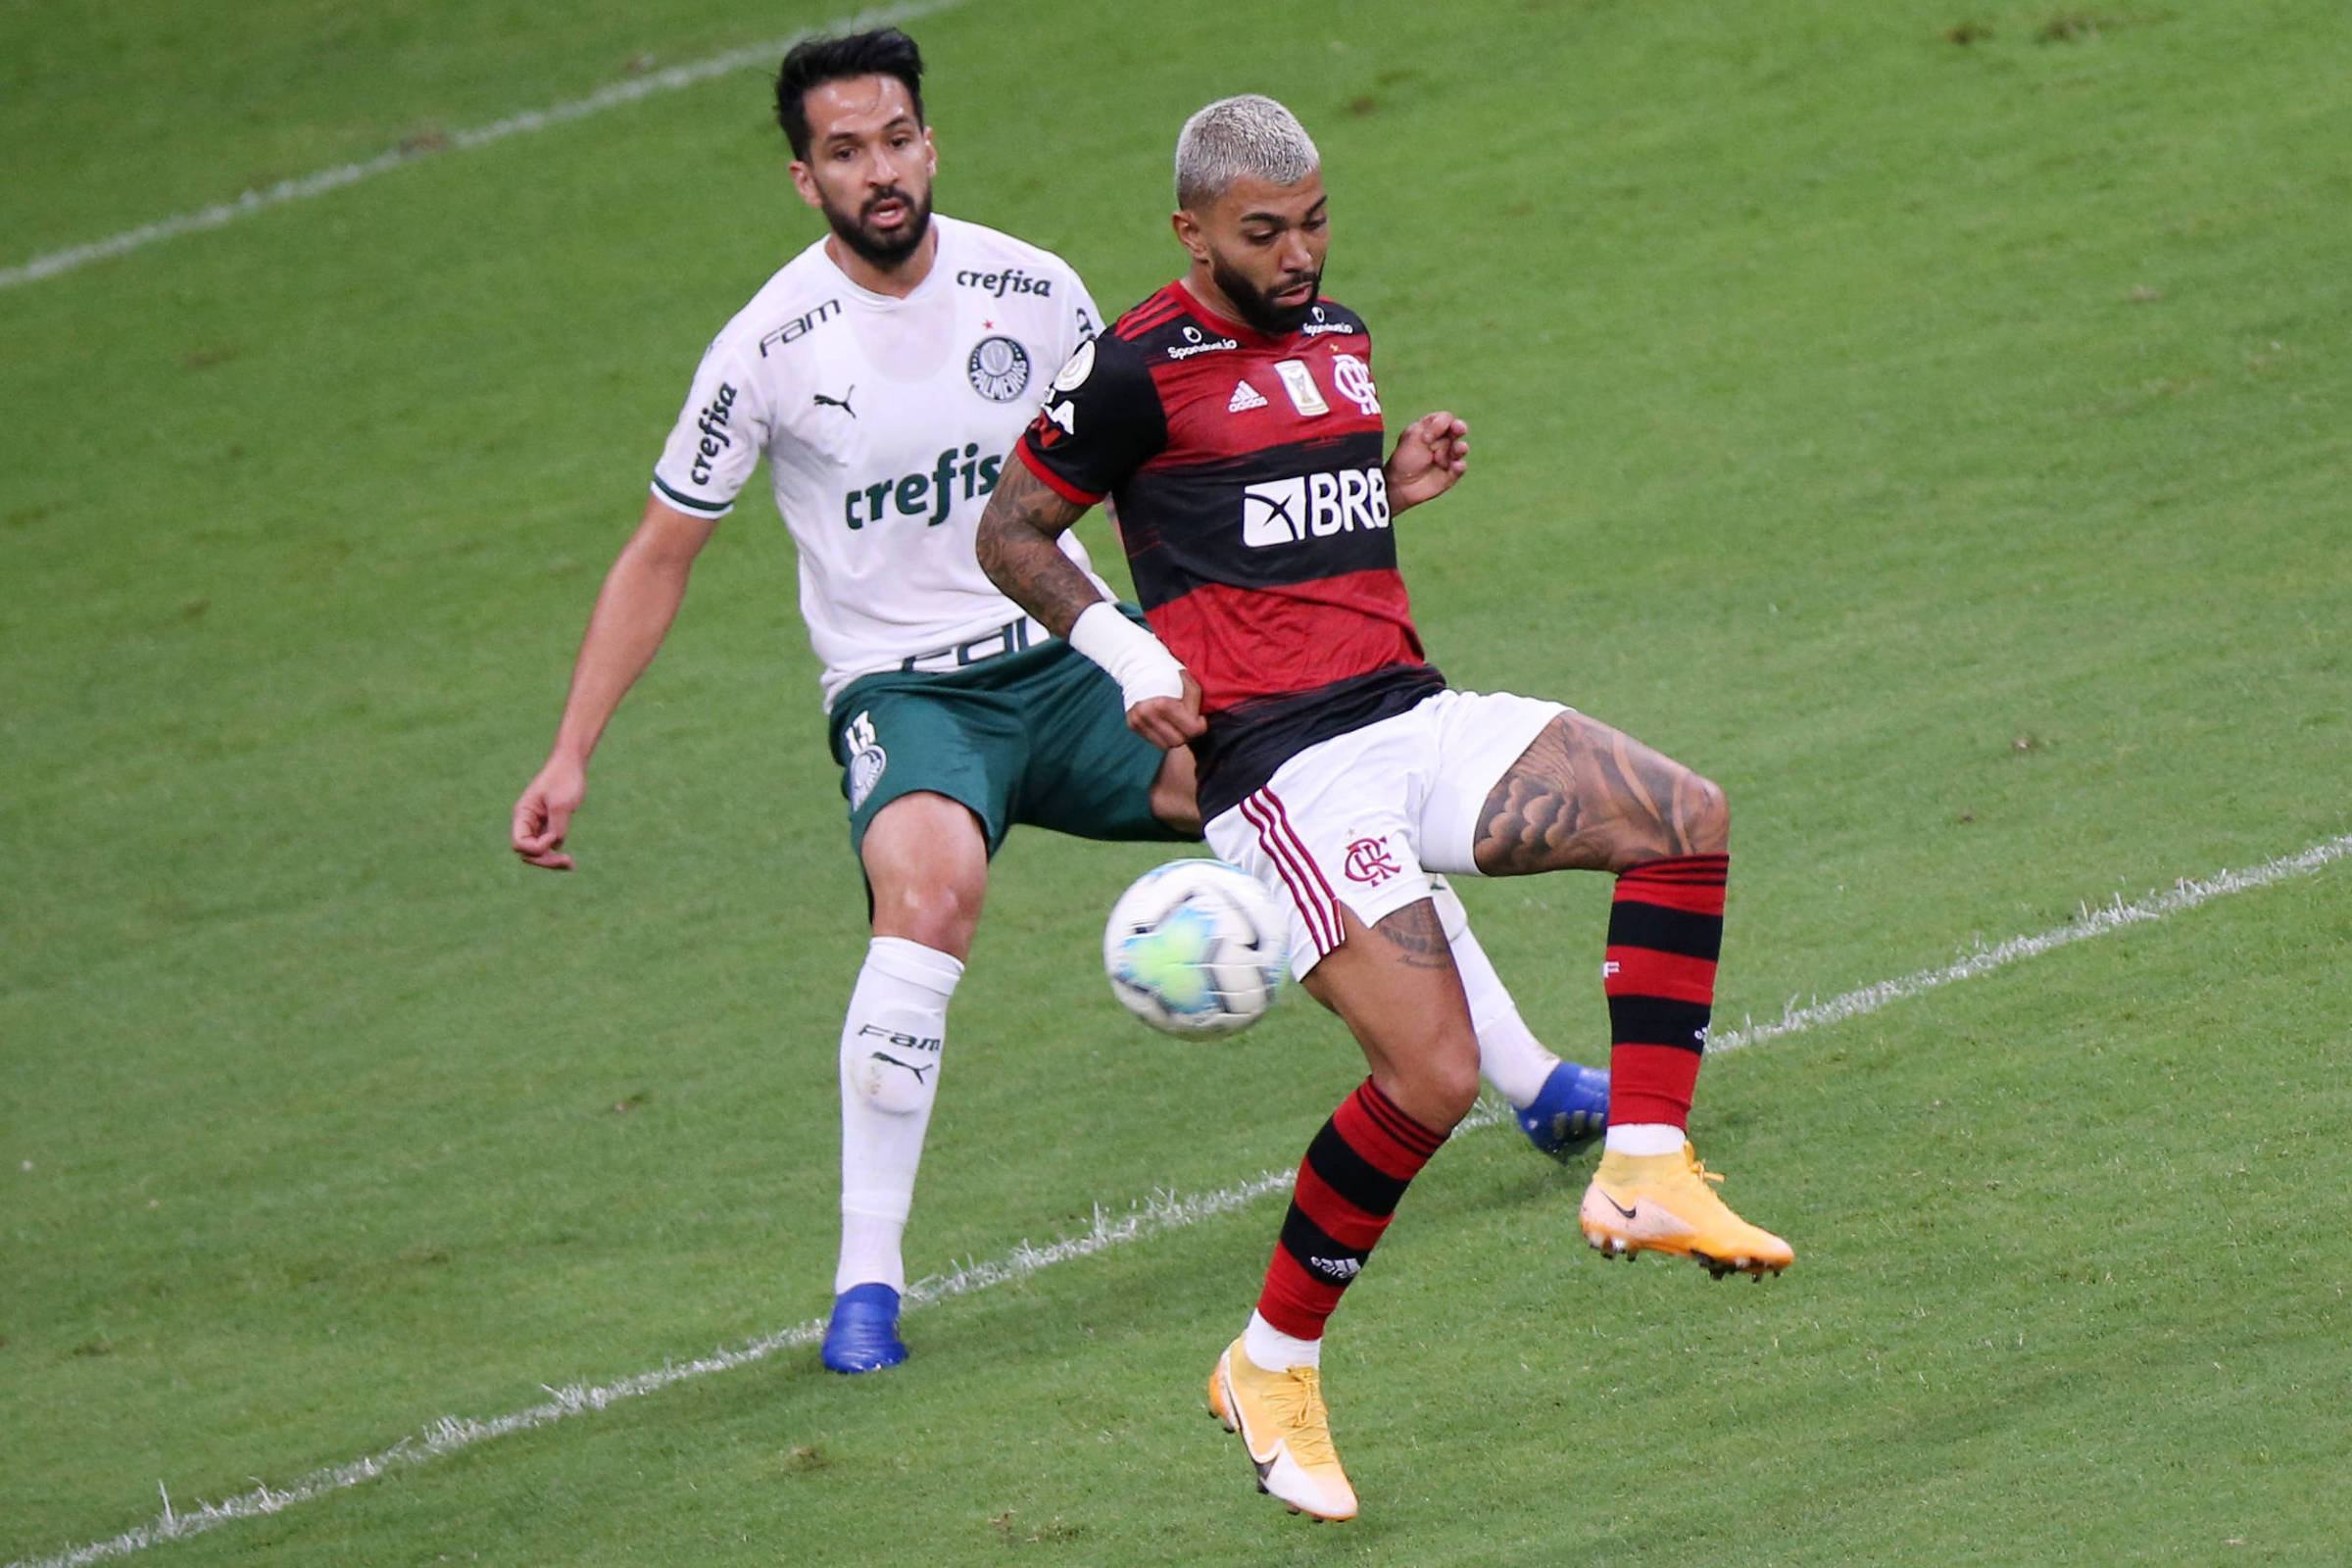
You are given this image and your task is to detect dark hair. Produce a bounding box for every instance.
[774,28,925,160]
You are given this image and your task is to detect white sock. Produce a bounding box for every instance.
[1244,1310,1321,1372]
[1429,878,1559,1106]
[834,936,963,1296]
[1604,1122,1686,1157]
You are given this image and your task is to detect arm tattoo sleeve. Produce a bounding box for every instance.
[975,461,1107,637]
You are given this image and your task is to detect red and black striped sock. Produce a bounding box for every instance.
[1255,1078,1446,1341]
[1603,853,1729,1129]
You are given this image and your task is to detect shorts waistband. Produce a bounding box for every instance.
[895,615,1052,674]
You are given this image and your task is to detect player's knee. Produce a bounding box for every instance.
[1674,771,1730,856]
[1424,1060,1483,1130]
[1149,750,1202,837]
[873,876,982,953]
[1396,1033,1482,1131]
[1150,775,1202,837]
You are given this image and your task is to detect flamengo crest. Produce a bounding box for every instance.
[1331,353,1380,416]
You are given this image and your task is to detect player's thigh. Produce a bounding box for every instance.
[1411,689,1572,876]
[1008,641,1198,845]
[1298,900,1482,1134]
[1408,691,1728,876]
[831,681,1025,861]
[1200,721,1432,981]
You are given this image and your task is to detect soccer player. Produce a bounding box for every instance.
[976,96,1792,1518]
[510,35,1605,1378]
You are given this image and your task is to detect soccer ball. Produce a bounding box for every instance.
[1102,858,1289,1037]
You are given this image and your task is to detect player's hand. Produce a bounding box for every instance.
[1385,411,1470,512]
[1127,670,1205,750]
[512,756,586,870]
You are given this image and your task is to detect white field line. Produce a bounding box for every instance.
[10,830,2345,1568]
[1708,831,2352,1054]
[0,0,971,294]
[7,1171,1300,1568]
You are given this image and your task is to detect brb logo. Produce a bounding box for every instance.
[1240,466,1391,548]
[1343,834,1400,886]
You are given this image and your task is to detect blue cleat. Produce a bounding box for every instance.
[1515,1061,1610,1158]
[821,1282,908,1373]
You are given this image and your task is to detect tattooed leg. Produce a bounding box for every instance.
[1470,712,1729,877]
[1299,899,1482,1133]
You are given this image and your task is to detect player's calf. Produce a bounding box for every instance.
[827,935,962,1374]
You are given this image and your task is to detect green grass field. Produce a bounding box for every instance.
[5,0,2349,1561]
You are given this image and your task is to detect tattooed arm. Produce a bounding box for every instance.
[976,462,1204,747]
[974,459,1105,637]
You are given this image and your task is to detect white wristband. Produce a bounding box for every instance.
[1067,601,1186,710]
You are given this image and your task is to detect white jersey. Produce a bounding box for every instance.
[652,215,1110,708]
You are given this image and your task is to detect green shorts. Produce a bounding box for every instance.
[826,612,1196,858]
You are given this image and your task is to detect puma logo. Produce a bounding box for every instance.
[869,1051,933,1084]
[812,385,857,417]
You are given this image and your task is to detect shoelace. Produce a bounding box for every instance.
[1266,1366,1339,1467]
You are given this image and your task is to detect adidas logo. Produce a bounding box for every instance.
[1227,379,1268,413]
[1307,1255,1362,1281]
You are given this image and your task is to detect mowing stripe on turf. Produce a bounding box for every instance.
[0,0,972,294]
[10,830,2345,1568]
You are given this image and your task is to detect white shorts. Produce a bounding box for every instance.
[1202,689,1567,978]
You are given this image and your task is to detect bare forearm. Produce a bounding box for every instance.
[975,461,1105,637]
[547,509,708,762]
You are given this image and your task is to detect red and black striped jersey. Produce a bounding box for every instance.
[1014,282,1441,815]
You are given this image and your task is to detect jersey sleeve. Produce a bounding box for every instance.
[649,333,770,519]
[1065,270,1103,352]
[1014,328,1166,506]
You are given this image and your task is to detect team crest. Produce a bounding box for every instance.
[845,710,889,809]
[1343,834,1400,886]
[1331,354,1381,416]
[966,335,1032,402]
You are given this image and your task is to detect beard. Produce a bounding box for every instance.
[821,183,934,270]
[1210,253,1321,336]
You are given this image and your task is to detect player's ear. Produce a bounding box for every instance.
[788,161,823,211]
[1171,208,1209,264]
